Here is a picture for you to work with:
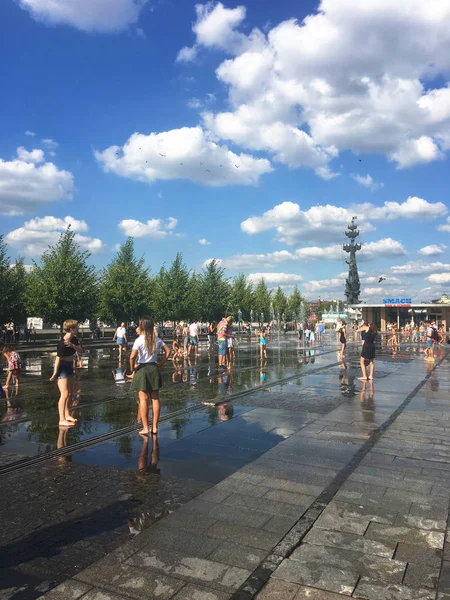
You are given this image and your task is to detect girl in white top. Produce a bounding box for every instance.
[113,322,128,360]
[129,317,170,436]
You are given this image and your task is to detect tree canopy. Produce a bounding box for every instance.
[26,228,98,329]
[0,236,27,326]
[98,238,151,324]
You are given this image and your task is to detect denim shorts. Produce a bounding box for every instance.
[427,338,433,348]
[218,339,227,356]
[58,361,74,379]
[117,337,125,345]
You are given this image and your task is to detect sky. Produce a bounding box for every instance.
[1,0,450,302]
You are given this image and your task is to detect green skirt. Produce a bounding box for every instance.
[131,363,162,393]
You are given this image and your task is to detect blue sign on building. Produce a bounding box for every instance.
[382,298,412,305]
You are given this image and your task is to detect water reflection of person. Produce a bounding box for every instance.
[218,402,234,421]
[57,425,72,463]
[359,379,375,424]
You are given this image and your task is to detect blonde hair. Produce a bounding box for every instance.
[120,322,125,327]
[63,319,78,333]
[138,317,156,354]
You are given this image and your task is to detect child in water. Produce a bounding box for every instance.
[260,328,267,358]
[3,346,22,388]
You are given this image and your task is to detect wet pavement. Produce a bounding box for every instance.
[1,335,449,599]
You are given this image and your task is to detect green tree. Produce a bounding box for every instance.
[0,237,27,326]
[228,273,254,320]
[198,260,230,321]
[253,278,271,322]
[98,238,151,324]
[153,253,191,322]
[272,286,287,318]
[287,286,304,319]
[26,227,98,329]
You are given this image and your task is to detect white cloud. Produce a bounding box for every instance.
[360,238,407,260]
[176,0,450,176]
[176,46,198,63]
[188,97,202,109]
[18,0,147,32]
[136,27,146,39]
[419,244,447,257]
[198,238,211,246]
[41,138,58,150]
[426,273,450,284]
[438,217,450,233]
[302,277,344,294]
[247,273,303,285]
[119,217,178,238]
[16,147,45,164]
[95,126,272,187]
[391,261,450,276]
[24,131,35,137]
[351,173,383,191]
[240,197,446,245]
[0,148,74,215]
[6,215,103,256]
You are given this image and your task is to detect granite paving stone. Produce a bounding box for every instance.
[303,528,396,558]
[352,579,436,599]
[403,560,441,589]
[394,512,446,531]
[171,583,232,600]
[263,514,299,534]
[394,542,442,567]
[207,541,267,570]
[178,498,272,528]
[125,547,251,591]
[206,521,282,550]
[289,544,406,583]
[256,579,301,600]
[272,558,358,595]
[220,492,302,518]
[73,557,186,598]
[364,522,445,549]
[39,580,93,600]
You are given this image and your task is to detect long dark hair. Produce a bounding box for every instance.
[369,323,377,337]
[138,316,156,354]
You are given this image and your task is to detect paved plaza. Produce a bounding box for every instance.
[1,336,450,600]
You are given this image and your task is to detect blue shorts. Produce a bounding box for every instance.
[117,337,125,345]
[427,338,433,348]
[189,336,198,346]
[218,340,227,356]
[58,361,74,379]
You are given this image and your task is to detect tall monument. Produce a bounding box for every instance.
[343,216,361,304]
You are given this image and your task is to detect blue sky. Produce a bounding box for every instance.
[1,0,450,301]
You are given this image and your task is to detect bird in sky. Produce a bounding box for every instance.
[219,164,223,167]
[159,153,166,157]
[205,169,211,173]
[200,162,203,165]
[235,164,240,169]
[358,159,362,162]
[378,276,386,283]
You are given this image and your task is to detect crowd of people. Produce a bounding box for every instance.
[1,314,446,434]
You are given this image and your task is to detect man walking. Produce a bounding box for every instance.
[187,321,200,357]
[425,320,436,362]
[217,316,233,370]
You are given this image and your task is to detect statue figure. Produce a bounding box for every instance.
[343,216,361,304]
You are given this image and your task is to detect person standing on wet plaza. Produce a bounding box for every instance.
[260,326,267,359]
[50,319,81,427]
[339,320,347,359]
[113,322,128,361]
[187,320,200,357]
[208,320,217,352]
[217,316,233,370]
[356,322,377,381]
[425,320,437,362]
[129,316,170,436]
[2,346,22,390]
[182,322,189,356]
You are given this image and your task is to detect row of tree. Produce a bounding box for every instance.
[1,228,311,329]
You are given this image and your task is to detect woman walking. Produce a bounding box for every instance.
[129,317,170,436]
[113,322,128,360]
[339,321,347,358]
[356,322,377,381]
[50,320,81,427]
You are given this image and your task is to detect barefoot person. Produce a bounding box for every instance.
[113,322,128,360]
[356,322,377,381]
[3,346,22,390]
[339,321,347,359]
[50,320,81,427]
[129,317,170,436]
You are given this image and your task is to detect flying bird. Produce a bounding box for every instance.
[200,162,203,165]
[378,276,386,283]
[235,164,240,169]
[358,159,362,162]
[219,164,223,167]
[159,153,166,157]
[205,169,211,173]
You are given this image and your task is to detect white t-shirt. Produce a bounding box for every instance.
[133,335,164,363]
[116,327,126,338]
[189,323,199,337]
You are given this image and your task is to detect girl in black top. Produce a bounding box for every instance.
[356,322,377,380]
[339,321,347,358]
[50,319,81,427]
[208,321,217,353]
